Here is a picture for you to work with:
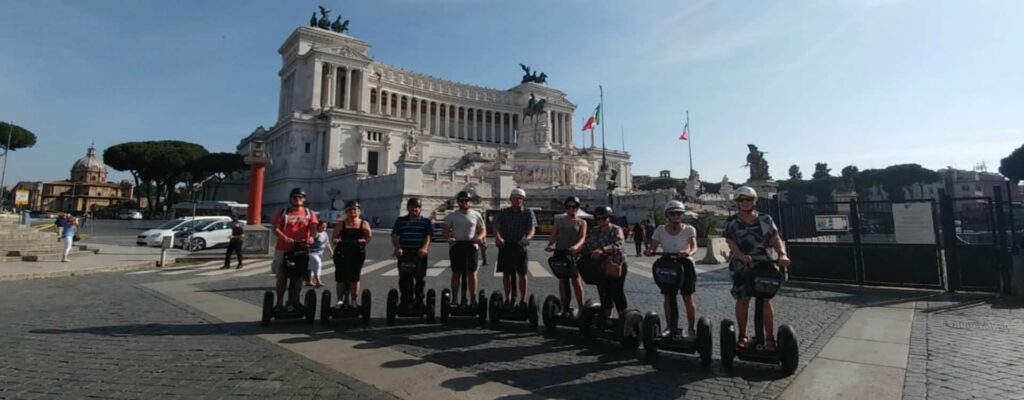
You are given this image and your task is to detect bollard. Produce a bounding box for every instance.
[22,210,30,227]
[160,236,173,267]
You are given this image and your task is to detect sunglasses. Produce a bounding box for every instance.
[595,216,609,220]
[736,197,755,203]
[291,195,305,200]
[667,211,684,216]
[565,205,579,209]
[458,198,471,203]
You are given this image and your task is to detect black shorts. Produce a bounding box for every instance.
[333,245,366,283]
[449,241,479,273]
[497,244,527,275]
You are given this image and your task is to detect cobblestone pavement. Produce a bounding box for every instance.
[194,241,926,400]
[903,294,1024,400]
[0,274,395,400]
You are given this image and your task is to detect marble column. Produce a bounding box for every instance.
[312,61,324,109]
[381,90,388,116]
[343,68,352,110]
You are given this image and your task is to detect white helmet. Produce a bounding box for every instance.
[734,186,758,200]
[510,188,526,199]
[664,200,686,215]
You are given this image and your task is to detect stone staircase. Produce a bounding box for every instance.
[0,215,99,262]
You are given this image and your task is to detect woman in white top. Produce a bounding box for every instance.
[644,200,699,338]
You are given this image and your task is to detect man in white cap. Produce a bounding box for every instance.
[493,188,537,306]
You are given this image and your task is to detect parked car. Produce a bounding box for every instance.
[175,220,246,251]
[432,221,445,240]
[318,209,345,227]
[118,210,143,220]
[137,216,231,246]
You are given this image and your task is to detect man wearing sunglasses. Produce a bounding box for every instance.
[723,186,791,352]
[444,191,486,306]
[271,187,319,311]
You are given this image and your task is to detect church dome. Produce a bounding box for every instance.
[71,145,108,183]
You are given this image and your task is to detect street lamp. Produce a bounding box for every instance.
[185,173,220,251]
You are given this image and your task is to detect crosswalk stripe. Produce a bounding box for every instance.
[382,268,398,276]
[199,260,272,276]
[361,259,392,274]
[129,260,220,275]
[629,261,653,278]
[320,267,335,277]
[231,261,276,277]
[433,260,450,267]
[162,264,224,275]
[427,266,446,277]
[527,261,552,278]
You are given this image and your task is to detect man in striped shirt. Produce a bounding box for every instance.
[391,197,433,308]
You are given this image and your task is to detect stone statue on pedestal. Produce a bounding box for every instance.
[519,64,548,84]
[317,6,332,29]
[745,144,771,181]
[523,93,547,122]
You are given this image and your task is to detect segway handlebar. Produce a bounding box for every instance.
[748,254,789,281]
[648,252,690,257]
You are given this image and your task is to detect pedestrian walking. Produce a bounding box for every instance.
[222,219,244,269]
[631,222,646,256]
[308,221,333,288]
[61,217,78,262]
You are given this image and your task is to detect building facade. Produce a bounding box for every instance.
[232,24,635,223]
[15,146,133,212]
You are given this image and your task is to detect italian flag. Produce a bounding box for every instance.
[582,104,601,131]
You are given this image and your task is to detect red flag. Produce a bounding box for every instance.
[582,116,596,131]
[679,123,689,141]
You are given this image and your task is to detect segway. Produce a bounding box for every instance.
[640,253,712,365]
[385,253,436,325]
[261,243,317,326]
[488,245,538,329]
[720,255,799,375]
[576,257,643,351]
[320,289,371,326]
[440,261,487,325]
[541,251,591,333]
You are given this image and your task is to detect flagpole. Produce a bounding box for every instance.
[600,85,606,172]
[686,110,693,176]
[621,125,625,152]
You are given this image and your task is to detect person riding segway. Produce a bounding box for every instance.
[321,200,373,326]
[440,191,488,325]
[640,200,712,365]
[488,188,539,329]
[577,206,643,350]
[386,198,437,325]
[718,186,799,374]
[541,196,591,333]
[262,188,319,326]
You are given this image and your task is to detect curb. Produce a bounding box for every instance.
[0,259,177,282]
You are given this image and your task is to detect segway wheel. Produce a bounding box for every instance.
[778,325,799,375]
[320,290,332,327]
[697,317,713,367]
[440,289,452,324]
[488,291,503,330]
[542,295,560,333]
[304,289,317,324]
[720,319,736,370]
[477,290,488,326]
[642,312,661,359]
[528,294,539,329]
[386,289,398,326]
[579,303,599,339]
[425,289,437,323]
[360,289,372,324]
[620,309,643,351]
[261,291,274,326]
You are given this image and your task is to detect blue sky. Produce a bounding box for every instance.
[1,0,1021,187]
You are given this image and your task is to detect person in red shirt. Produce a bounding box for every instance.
[271,187,319,311]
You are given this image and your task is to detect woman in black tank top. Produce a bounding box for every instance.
[331,201,373,306]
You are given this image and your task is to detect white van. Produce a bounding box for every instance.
[137,216,231,246]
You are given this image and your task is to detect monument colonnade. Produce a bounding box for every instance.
[314,60,575,149]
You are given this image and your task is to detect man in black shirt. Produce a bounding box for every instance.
[223,219,245,269]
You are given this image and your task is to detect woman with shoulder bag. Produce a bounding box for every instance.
[584,206,628,318]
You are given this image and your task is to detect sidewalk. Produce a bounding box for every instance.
[0,242,189,281]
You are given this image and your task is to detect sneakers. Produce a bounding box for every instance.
[684,329,697,342]
[220,265,230,270]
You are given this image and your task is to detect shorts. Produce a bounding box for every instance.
[496,244,527,275]
[449,241,479,273]
[729,260,752,300]
[334,246,366,283]
[272,249,309,280]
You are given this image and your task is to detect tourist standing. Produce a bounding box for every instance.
[332,201,372,305]
[494,188,537,306]
[444,191,486,306]
[585,206,627,318]
[544,196,588,313]
[271,188,318,311]
[391,198,432,309]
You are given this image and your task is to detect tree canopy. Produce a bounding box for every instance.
[999,143,1024,183]
[0,122,38,151]
[788,164,802,180]
[812,162,832,180]
[104,140,220,214]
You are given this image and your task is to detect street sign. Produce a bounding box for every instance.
[815,215,849,232]
[14,189,29,206]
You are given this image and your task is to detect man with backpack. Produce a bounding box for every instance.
[271,188,318,312]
